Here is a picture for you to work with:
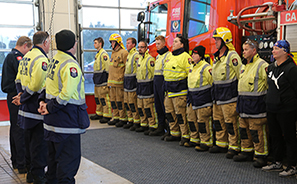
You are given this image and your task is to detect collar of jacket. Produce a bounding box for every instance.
[157,46,169,55]
[12,48,24,57]
[33,46,48,58]
[129,47,137,53]
[214,47,229,61]
[172,48,184,56]
[61,50,77,60]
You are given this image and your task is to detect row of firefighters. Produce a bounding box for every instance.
[92,27,297,172]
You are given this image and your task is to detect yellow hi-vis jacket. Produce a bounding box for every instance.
[124,47,141,92]
[93,48,110,86]
[46,51,85,106]
[237,54,269,118]
[136,50,155,98]
[212,49,242,104]
[188,59,213,109]
[163,51,191,98]
[16,47,48,96]
[155,50,172,76]
[43,51,89,142]
[15,46,48,129]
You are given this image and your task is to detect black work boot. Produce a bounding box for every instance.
[144,128,156,135]
[179,138,190,146]
[164,135,181,142]
[33,175,46,184]
[226,149,239,159]
[135,126,149,132]
[195,144,210,152]
[100,117,111,124]
[209,146,228,153]
[161,132,170,140]
[149,126,165,136]
[130,123,140,131]
[90,114,103,120]
[253,157,267,168]
[123,122,133,129]
[115,121,127,127]
[184,141,198,147]
[233,152,254,162]
[26,171,33,183]
[107,119,119,126]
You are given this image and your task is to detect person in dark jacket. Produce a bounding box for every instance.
[1,36,32,174]
[262,40,297,177]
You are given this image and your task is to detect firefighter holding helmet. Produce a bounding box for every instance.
[107,34,129,126]
[210,27,242,159]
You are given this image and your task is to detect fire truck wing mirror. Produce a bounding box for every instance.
[137,11,145,22]
[138,22,145,42]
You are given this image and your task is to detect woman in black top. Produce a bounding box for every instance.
[262,40,297,177]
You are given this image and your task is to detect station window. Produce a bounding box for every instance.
[0,0,38,99]
[149,4,168,44]
[79,0,146,94]
[187,0,211,38]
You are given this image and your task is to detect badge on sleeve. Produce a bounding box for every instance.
[135,57,139,63]
[166,59,169,62]
[70,67,78,78]
[232,58,238,66]
[188,58,192,65]
[208,69,212,75]
[17,56,22,61]
[150,61,155,67]
[241,69,245,74]
[42,62,48,71]
[189,69,192,73]
[103,56,108,61]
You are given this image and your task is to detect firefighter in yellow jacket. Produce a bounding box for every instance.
[163,35,191,146]
[233,40,269,168]
[135,40,158,134]
[210,27,242,159]
[14,31,50,183]
[38,29,90,183]
[187,46,213,151]
[91,37,112,123]
[123,37,141,129]
[107,34,128,126]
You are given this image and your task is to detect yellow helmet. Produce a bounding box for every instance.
[109,33,125,49]
[212,27,232,43]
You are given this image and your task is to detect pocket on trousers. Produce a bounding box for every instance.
[78,104,90,129]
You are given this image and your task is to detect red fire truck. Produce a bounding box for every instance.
[137,0,297,63]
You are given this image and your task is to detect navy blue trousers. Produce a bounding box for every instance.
[7,92,25,169]
[25,122,47,177]
[154,75,166,127]
[47,134,81,184]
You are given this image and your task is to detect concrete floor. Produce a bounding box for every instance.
[0,120,132,184]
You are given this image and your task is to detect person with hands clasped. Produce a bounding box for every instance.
[38,29,90,183]
[13,31,49,184]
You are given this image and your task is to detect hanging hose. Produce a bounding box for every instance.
[236,4,275,33]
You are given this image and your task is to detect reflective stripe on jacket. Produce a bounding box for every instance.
[237,54,269,118]
[212,50,242,104]
[188,59,213,109]
[136,50,155,98]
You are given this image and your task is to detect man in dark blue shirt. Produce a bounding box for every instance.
[1,36,32,174]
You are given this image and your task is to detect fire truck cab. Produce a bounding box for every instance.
[137,0,297,64]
